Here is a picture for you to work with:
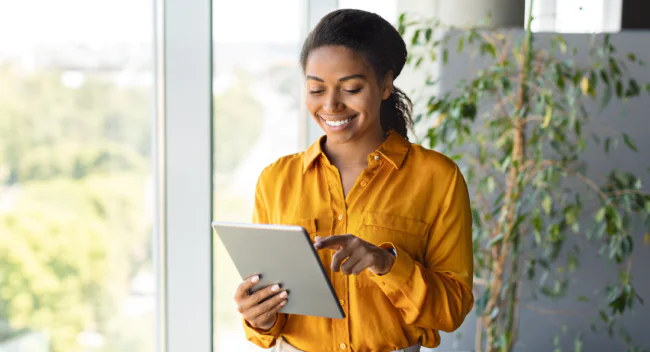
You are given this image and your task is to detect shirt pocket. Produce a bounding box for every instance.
[355,211,429,288]
[287,217,333,265]
[290,218,317,238]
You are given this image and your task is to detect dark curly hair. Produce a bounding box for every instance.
[300,9,414,139]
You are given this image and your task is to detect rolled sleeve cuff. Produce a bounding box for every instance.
[243,313,286,348]
[370,243,415,292]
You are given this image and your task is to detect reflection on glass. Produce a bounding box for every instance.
[212,0,302,350]
[0,0,155,351]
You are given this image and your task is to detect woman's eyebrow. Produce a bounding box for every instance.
[338,74,365,82]
[306,74,366,83]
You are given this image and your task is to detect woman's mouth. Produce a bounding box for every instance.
[320,114,358,129]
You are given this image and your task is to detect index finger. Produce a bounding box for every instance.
[235,274,260,300]
[314,235,353,250]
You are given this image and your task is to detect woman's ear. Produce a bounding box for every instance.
[381,70,394,100]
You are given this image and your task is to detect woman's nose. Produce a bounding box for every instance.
[323,92,343,112]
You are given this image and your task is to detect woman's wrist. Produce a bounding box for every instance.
[253,313,278,332]
[371,247,396,275]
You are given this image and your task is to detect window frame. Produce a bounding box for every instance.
[156,0,339,351]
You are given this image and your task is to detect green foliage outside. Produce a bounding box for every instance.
[0,60,263,351]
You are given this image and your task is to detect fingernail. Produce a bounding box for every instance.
[280,300,287,306]
[280,291,288,298]
[271,284,280,292]
[251,275,259,283]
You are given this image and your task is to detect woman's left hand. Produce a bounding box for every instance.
[314,235,395,276]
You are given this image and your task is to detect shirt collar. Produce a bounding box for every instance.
[303,134,327,173]
[302,130,411,173]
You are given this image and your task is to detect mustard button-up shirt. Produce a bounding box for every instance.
[244,131,474,351]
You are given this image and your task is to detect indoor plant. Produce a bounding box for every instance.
[399,2,650,351]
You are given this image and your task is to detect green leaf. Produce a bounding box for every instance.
[627,52,637,62]
[488,233,504,247]
[415,56,424,68]
[542,106,553,128]
[623,133,638,152]
[602,85,613,109]
[532,214,543,234]
[600,69,610,84]
[616,80,623,97]
[605,137,611,154]
[625,79,640,97]
[443,48,449,64]
[411,29,421,45]
[599,310,609,323]
[398,14,406,35]
[543,195,552,215]
[609,58,621,76]
[555,35,567,54]
[457,36,464,53]
[574,332,582,352]
[425,28,433,42]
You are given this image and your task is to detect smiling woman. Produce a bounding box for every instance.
[232,9,474,352]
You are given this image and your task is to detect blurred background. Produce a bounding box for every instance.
[1,0,648,351]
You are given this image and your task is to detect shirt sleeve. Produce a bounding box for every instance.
[370,165,474,332]
[242,172,289,348]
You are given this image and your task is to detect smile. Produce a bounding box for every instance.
[321,115,358,128]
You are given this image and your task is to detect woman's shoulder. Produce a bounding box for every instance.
[257,152,305,180]
[407,143,459,174]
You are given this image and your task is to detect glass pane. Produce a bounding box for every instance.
[339,0,398,23]
[0,1,156,351]
[212,0,303,350]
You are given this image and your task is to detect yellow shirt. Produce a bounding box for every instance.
[244,130,474,351]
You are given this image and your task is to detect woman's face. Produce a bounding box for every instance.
[304,45,392,145]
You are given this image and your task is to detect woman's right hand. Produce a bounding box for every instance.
[235,275,288,331]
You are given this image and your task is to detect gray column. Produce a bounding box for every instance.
[159,0,214,350]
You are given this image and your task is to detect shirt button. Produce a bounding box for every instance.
[360,180,368,187]
[339,299,345,306]
[374,155,380,161]
[337,214,343,221]
[339,343,347,349]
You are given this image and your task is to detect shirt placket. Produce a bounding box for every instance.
[325,164,351,351]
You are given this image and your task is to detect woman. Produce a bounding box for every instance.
[234,9,473,352]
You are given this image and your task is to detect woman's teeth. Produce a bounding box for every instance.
[324,117,353,127]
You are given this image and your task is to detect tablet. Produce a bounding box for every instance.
[212,221,345,319]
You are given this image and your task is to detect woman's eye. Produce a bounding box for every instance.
[344,88,362,94]
[309,90,325,94]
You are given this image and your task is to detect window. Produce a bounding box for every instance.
[338,0,398,24]
[212,0,305,350]
[527,0,623,33]
[0,0,156,351]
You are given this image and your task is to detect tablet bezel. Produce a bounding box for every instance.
[211,221,345,319]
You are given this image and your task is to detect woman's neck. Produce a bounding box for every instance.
[323,129,386,168]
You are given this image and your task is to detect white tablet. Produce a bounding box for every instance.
[212,221,345,319]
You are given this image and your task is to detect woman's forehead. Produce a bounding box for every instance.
[305,46,372,79]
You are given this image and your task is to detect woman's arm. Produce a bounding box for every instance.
[369,165,474,332]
